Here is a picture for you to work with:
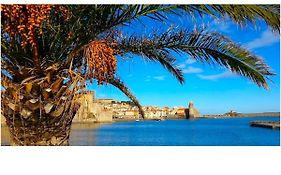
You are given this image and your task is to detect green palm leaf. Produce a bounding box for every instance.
[177,5,280,33]
[109,78,145,119]
[116,28,274,89]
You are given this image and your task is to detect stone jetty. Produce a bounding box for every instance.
[250,121,280,130]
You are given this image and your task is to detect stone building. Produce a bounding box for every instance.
[73,91,113,123]
[185,101,200,119]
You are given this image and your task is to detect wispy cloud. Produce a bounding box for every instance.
[197,71,237,81]
[145,75,151,82]
[245,29,280,50]
[178,63,186,69]
[178,58,196,69]
[153,76,165,81]
[185,59,196,65]
[182,66,203,74]
[145,75,166,81]
[202,15,235,34]
[206,18,233,34]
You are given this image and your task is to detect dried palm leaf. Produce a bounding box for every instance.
[50,105,65,117]
[25,100,40,111]
[42,89,50,100]
[44,103,54,114]
[50,78,63,92]
[20,108,32,119]
[25,83,33,93]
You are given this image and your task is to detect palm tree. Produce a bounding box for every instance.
[1,5,279,145]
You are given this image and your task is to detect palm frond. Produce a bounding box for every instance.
[1,5,277,90]
[116,33,185,84]
[178,5,280,33]
[116,28,274,89]
[109,78,145,119]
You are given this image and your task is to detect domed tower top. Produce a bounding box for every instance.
[188,101,194,108]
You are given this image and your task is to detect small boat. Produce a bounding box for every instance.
[135,119,140,122]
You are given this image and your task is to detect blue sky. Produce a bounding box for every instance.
[88,14,280,115]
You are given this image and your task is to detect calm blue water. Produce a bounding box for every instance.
[69,117,280,146]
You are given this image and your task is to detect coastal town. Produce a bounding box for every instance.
[67,91,280,123]
[72,90,200,123]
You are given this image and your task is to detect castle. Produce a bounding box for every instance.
[73,91,113,123]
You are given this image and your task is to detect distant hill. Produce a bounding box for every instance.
[203,112,280,118]
[241,112,280,117]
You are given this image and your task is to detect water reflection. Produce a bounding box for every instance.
[1,117,280,146]
[1,122,106,146]
[70,123,105,146]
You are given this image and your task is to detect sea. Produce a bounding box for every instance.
[1,117,280,146]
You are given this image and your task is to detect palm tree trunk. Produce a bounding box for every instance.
[4,112,75,146]
[1,79,80,146]
[7,115,71,146]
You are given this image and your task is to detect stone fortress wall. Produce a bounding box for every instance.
[185,101,200,119]
[73,91,112,123]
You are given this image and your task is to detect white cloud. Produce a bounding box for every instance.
[185,59,196,65]
[245,29,280,50]
[206,17,233,34]
[178,63,186,69]
[182,66,203,74]
[145,75,165,81]
[178,58,196,69]
[153,76,165,81]
[197,71,237,81]
[211,21,231,32]
[145,75,151,82]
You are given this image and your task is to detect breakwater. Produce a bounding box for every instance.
[250,121,280,130]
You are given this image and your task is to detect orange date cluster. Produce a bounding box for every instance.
[1,5,69,48]
[1,5,54,47]
[84,41,117,84]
